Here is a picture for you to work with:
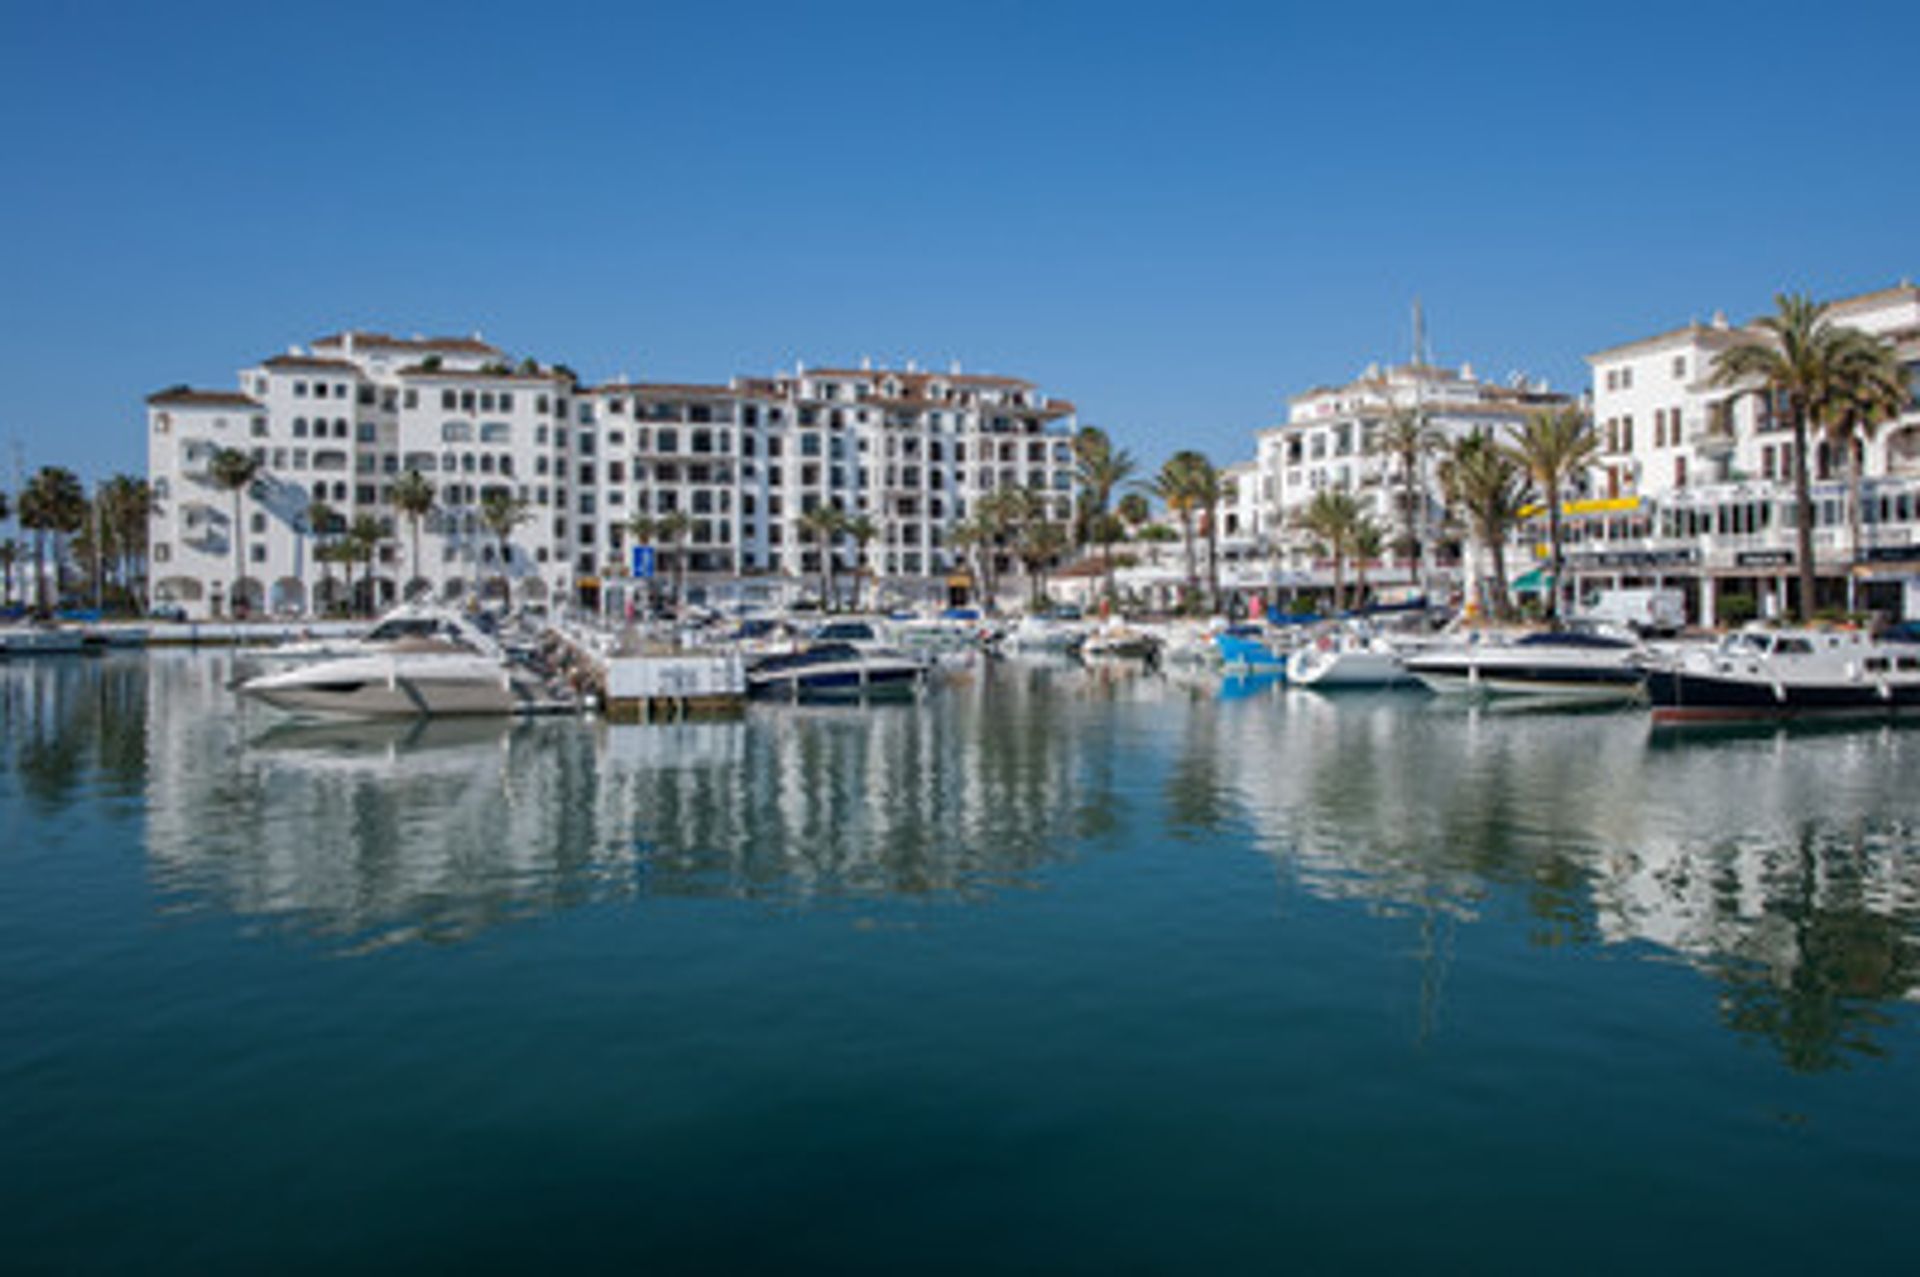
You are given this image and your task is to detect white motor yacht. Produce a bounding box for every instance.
[747,642,927,700]
[1405,629,1649,703]
[1286,625,1413,689]
[232,605,502,679]
[238,638,552,718]
[1643,626,1920,723]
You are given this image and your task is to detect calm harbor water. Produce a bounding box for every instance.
[5,652,1920,1273]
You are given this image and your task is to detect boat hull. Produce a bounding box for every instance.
[749,665,922,700]
[1645,667,1920,723]
[240,656,538,718]
[1408,659,1646,703]
[1287,648,1409,688]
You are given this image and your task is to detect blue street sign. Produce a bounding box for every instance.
[631,545,656,579]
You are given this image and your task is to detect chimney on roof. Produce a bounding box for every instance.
[860,355,872,371]
[343,332,355,357]
[1460,362,1475,381]
[287,345,302,356]
[906,358,918,374]
[796,360,807,376]
[1711,310,1729,330]
[950,359,962,376]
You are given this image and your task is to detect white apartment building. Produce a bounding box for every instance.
[1254,360,1569,584]
[1577,282,1920,620]
[148,333,1077,618]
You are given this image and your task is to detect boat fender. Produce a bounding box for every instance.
[1772,682,1786,703]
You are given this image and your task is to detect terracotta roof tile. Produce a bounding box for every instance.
[147,388,262,408]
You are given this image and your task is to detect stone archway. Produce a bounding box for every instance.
[270,576,306,615]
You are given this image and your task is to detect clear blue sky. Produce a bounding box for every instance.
[2,0,1914,485]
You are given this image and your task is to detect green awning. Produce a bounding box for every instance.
[1512,567,1554,593]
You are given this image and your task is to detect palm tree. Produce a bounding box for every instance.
[1116,491,1151,535]
[390,469,437,601]
[18,466,86,615]
[1296,489,1364,612]
[305,499,339,614]
[1813,333,1907,611]
[1369,401,1442,583]
[798,504,849,610]
[1712,293,1871,621]
[1016,517,1070,609]
[1150,451,1210,606]
[1198,460,1228,612]
[845,515,879,609]
[346,514,385,616]
[1507,406,1599,623]
[0,539,16,608]
[1442,435,1529,621]
[1073,427,1138,574]
[95,475,151,612]
[477,490,529,605]
[1352,517,1386,608]
[656,506,695,606]
[948,515,995,607]
[207,447,262,616]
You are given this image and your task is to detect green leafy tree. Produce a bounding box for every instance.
[1296,489,1365,612]
[1149,451,1212,606]
[846,514,879,609]
[18,466,86,615]
[477,490,529,605]
[1814,334,1907,610]
[1713,293,1883,621]
[390,469,437,600]
[1507,406,1600,622]
[1073,427,1138,598]
[1442,435,1528,621]
[207,447,262,616]
[1369,399,1442,577]
[798,504,849,610]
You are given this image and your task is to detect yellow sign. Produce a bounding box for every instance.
[1518,496,1644,518]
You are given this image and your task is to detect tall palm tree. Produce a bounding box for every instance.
[1352,517,1386,609]
[346,514,385,616]
[948,515,996,607]
[390,469,437,601]
[1814,332,1907,611]
[647,509,693,610]
[96,475,151,612]
[1150,451,1210,606]
[305,498,339,614]
[1296,489,1364,612]
[1712,293,1869,622]
[1369,401,1442,583]
[1073,426,1138,571]
[1199,461,1228,613]
[1016,517,1070,610]
[1442,435,1529,621]
[477,490,529,606]
[18,466,86,615]
[207,447,262,616]
[845,515,878,609]
[798,504,849,610]
[1115,491,1151,535]
[1507,406,1600,623]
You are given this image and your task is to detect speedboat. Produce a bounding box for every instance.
[1002,614,1088,656]
[232,604,502,678]
[1405,629,1648,703]
[238,639,553,718]
[1286,626,1412,689]
[747,642,927,700]
[1081,622,1159,662]
[1643,626,1920,723]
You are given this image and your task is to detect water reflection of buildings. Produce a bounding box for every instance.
[140,657,1113,949]
[1194,691,1920,1069]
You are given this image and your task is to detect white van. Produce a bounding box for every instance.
[1576,587,1685,637]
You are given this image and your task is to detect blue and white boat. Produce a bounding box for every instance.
[1214,625,1288,674]
[747,642,927,700]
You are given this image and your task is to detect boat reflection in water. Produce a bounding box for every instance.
[129,652,1920,1068]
